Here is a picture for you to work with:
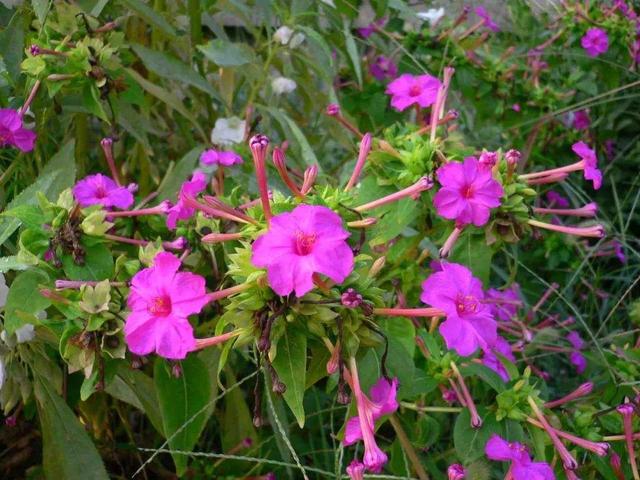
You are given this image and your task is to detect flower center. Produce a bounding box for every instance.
[95,186,108,199]
[456,294,479,316]
[408,84,422,97]
[460,185,475,199]
[294,231,316,256]
[148,295,172,316]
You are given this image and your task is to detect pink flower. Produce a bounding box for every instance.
[486,284,521,322]
[369,55,398,81]
[545,191,569,208]
[482,336,515,382]
[0,108,36,152]
[478,151,498,171]
[200,148,243,167]
[581,28,609,57]
[571,141,602,190]
[357,17,386,38]
[474,6,499,32]
[421,262,497,356]
[433,157,504,226]
[166,171,207,230]
[346,460,365,480]
[567,331,586,374]
[385,73,442,111]
[448,464,467,480]
[125,252,210,359]
[572,110,591,130]
[485,435,555,480]
[251,204,354,297]
[344,374,398,473]
[512,103,521,112]
[73,174,135,209]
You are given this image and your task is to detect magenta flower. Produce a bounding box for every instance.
[369,55,398,81]
[73,174,135,210]
[166,171,207,230]
[567,331,586,374]
[482,336,516,382]
[357,17,386,38]
[344,373,398,473]
[486,284,521,322]
[572,141,602,190]
[433,157,504,226]
[0,108,36,152]
[251,204,354,297]
[125,252,210,359]
[478,151,498,171]
[581,28,609,57]
[572,110,591,130]
[385,73,442,111]
[474,6,499,32]
[346,460,365,480]
[448,464,466,480]
[421,262,497,356]
[200,148,243,167]
[485,435,555,480]
[545,191,570,208]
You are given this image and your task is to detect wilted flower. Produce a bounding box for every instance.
[433,156,504,226]
[567,331,586,374]
[421,262,497,356]
[572,141,602,190]
[200,149,243,166]
[73,174,135,210]
[474,6,499,32]
[485,434,555,480]
[369,55,398,81]
[210,116,246,146]
[0,108,37,152]
[125,252,210,359]
[581,28,609,57]
[166,171,207,230]
[251,205,354,297]
[486,284,521,321]
[482,336,515,381]
[417,8,445,26]
[271,76,297,95]
[385,73,442,111]
[572,110,591,130]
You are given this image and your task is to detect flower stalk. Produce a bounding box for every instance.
[355,177,433,212]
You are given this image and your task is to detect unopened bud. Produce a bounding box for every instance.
[368,256,386,277]
[326,103,340,116]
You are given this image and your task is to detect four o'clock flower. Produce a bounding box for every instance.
[369,55,398,81]
[566,331,587,374]
[421,262,497,356]
[617,402,640,480]
[166,171,208,230]
[385,73,442,111]
[125,252,210,359]
[251,204,354,297]
[200,148,243,167]
[486,284,522,322]
[474,6,499,32]
[485,434,555,480]
[572,110,591,130]
[346,460,365,480]
[433,156,504,227]
[73,174,135,210]
[581,28,609,57]
[447,463,466,480]
[343,358,398,473]
[0,108,37,152]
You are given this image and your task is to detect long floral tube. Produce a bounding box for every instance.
[373,307,445,317]
[526,417,609,456]
[355,177,433,212]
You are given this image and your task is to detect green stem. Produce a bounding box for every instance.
[187,0,202,48]
[389,414,429,480]
[74,113,89,178]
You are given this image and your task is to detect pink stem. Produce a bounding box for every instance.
[528,219,605,238]
[345,133,372,191]
[355,177,433,212]
[373,307,445,317]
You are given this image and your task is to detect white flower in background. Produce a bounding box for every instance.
[417,7,445,26]
[320,0,335,7]
[15,324,35,344]
[210,117,246,146]
[0,273,8,308]
[271,77,297,95]
[0,0,23,8]
[274,26,294,45]
[289,32,305,49]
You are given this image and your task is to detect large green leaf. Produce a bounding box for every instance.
[197,39,255,67]
[61,241,114,281]
[4,268,51,334]
[154,355,213,476]
[453,408,499,462]
[271,323,307,428]
[156,146,202,202]
[34,377,109,480]
[0,140,76,245]
[131,44,221,100]
[119,0,176,37]
[449,231,493,286]
[0,12,25,81]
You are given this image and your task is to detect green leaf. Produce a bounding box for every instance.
[460,362,507,393]
[4,269,51,334]
[119,0,176,37]
[0,255,30,273]
[1,204,45,228]
[0,140,76,245]
[34,377,109,480]
[271,323,307,428]
[453,408,499,462]
[62,241,114,281]
[82,82,110,123]
[131,44,221,100]
[449,231,493,286]
[0,12,25,81]
[154,355,213,476]
[342,18,362,87]
[31,0,51,26]
[262,107,319,169]
[197,39,255,67]
[156,146,202,202]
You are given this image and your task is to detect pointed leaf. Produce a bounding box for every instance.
[271,323,307,427]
